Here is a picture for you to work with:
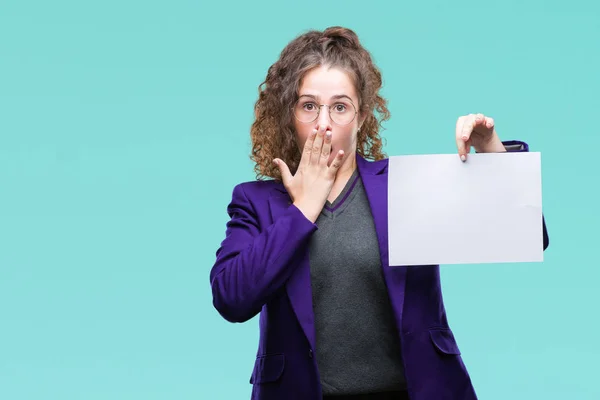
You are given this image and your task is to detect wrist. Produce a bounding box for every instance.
[293,199,321,223]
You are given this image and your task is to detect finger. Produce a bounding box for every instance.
[320,130,332,166]
[475,113,485,126]
[457,114,475,161]
[273,158,292,185]
[300,128,317,168]
[460,114,476,142]
[455,117,468,161]
[328,149,345,177]
[310,125,326,165]
[474,113,493,133]
[456,138,468,161]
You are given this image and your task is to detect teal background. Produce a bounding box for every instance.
[1,0,598,398]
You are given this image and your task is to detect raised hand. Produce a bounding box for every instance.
[273,125,345,223]
[455,113,506,161]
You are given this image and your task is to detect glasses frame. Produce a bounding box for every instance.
[292,98,358,126]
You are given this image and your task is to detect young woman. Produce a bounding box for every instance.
[209,26,549,400]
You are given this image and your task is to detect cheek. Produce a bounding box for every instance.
[293,126,311,149]
[331,128,356,148]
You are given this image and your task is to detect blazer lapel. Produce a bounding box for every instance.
[268,185,316,352]
[357,154,408,325]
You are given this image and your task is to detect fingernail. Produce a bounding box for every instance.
[312,129,317,135]
[273,159,278,165]
[460,155,466,162]
[326,131,331,137]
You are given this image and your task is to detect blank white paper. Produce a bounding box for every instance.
[387,152,543,266]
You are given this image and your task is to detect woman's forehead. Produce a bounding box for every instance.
[299,67,358,101]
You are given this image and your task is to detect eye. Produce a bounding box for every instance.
[302,102,318,111]
[333,103,347,113]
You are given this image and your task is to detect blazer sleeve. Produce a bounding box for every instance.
[210,183,318,323]
[502,140,549,250]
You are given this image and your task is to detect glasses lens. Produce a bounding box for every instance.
[293,99,318,123]
[330,102,356,125]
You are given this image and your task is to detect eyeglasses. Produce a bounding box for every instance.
[292,97,358,125]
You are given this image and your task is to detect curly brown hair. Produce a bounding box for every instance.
[250,26,391,181]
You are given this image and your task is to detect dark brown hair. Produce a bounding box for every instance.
[250,26,390,180]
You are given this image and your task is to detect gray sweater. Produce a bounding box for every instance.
[309,168,407,395]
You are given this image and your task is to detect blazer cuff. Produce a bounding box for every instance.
[502,140,529,152]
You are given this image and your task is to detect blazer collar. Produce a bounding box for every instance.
[356,151,388,176]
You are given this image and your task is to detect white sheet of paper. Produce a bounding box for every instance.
[388,152,543,266]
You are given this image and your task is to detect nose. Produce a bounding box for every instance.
[315,105,333,132]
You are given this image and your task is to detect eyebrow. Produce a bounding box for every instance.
[298,94,355,102]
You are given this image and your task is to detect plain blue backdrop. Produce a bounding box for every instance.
[1,1,598,399]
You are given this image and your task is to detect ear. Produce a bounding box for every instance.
[358,113,367,130]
